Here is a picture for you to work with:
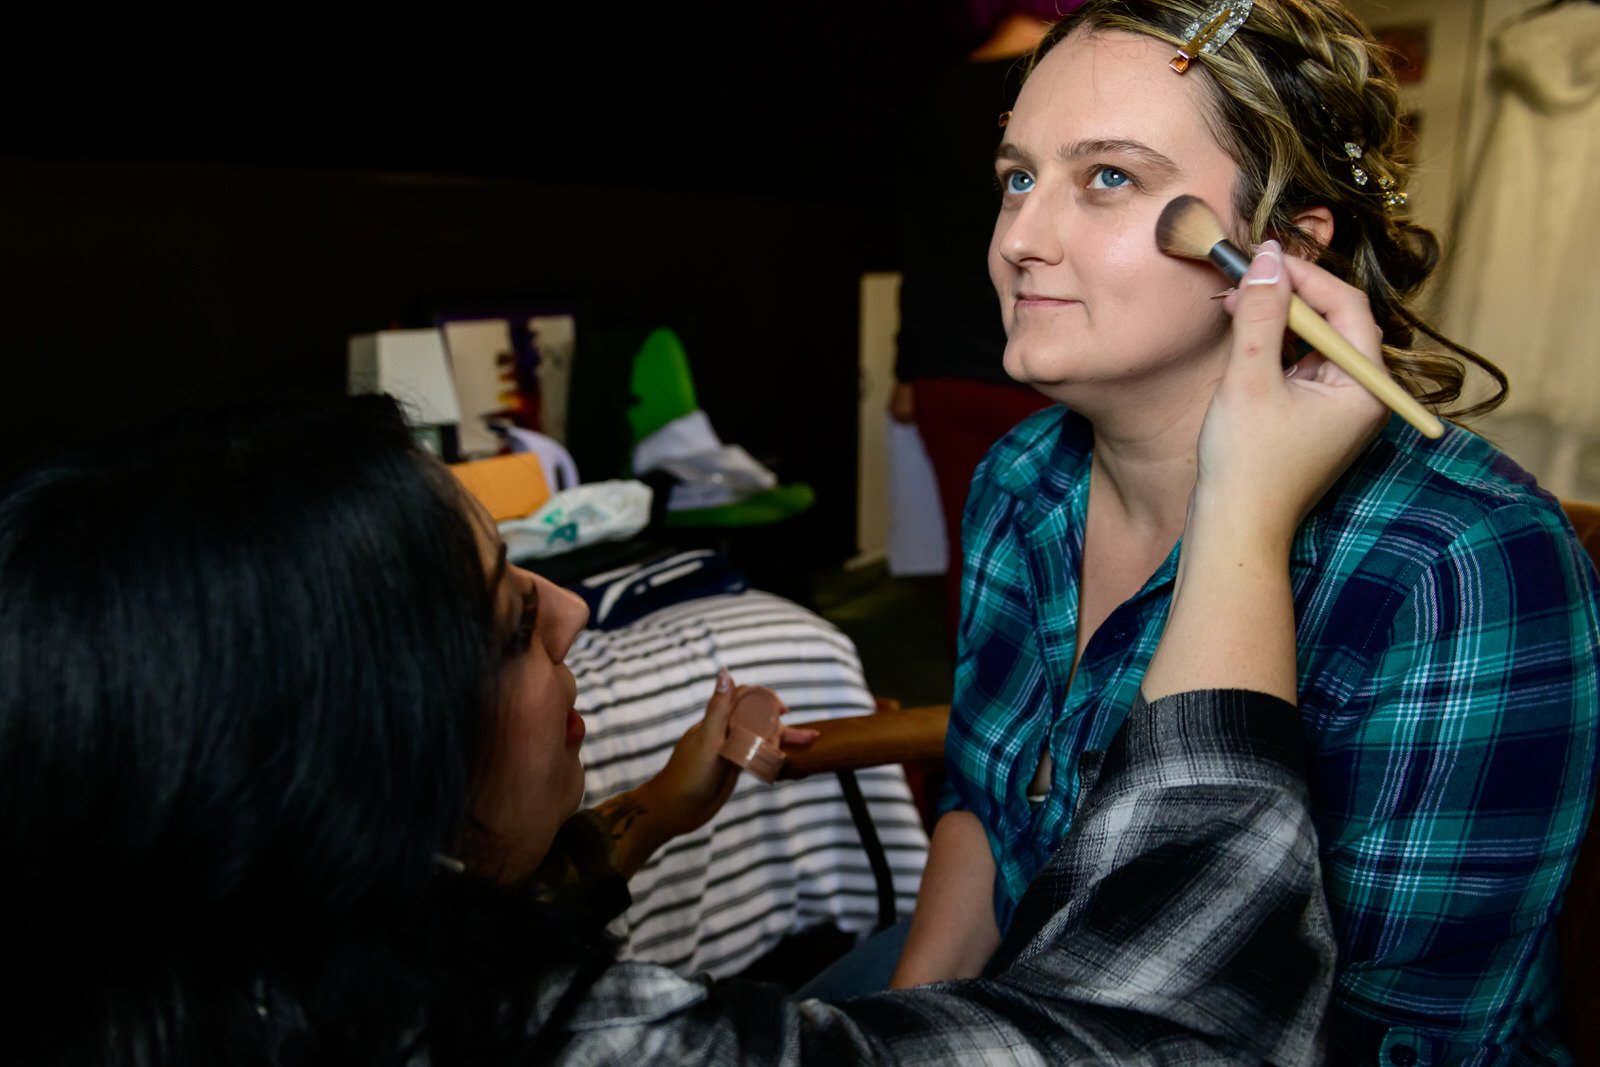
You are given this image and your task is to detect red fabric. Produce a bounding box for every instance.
[912,377,1054,647]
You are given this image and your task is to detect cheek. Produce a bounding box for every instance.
[1095,227,1151,289]
[502,660,569,763]
[987,226,1009,291]
[1098,224,1218,317]
[481,665,570,808]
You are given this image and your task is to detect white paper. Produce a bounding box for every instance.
[886,418,947,576]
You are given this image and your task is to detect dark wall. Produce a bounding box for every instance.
[0,1,984,563]
[6,3,969,196]
[0,158,888,562]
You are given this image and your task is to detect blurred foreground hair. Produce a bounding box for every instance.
[0,394,603,1064]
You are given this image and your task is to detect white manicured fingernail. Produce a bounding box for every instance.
[1244,240,1283,287]
[715,668,732,693]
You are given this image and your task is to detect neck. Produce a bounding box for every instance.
[1076,358,1223,535]
[1089,425,1201,538]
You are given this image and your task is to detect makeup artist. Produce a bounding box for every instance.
[885,1,1600,1063]
[2,240,1390,1062]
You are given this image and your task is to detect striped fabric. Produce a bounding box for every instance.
[945,406,1600,1064]
[569,591,929,980]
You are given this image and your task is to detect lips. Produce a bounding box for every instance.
[566,708,586,746]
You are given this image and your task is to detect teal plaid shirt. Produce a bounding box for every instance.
[943,406,1600,1065]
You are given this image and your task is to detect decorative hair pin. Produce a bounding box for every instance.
[1341,140,1409,212]
[1171,1,1254,74]
[1319,102,1410,213]
[1343,142,1368,185]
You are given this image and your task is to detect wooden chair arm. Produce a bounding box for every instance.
[1559,496,1600,1065]
[777,704,950,780]
[1562,497,1600,575]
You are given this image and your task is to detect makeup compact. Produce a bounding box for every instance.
[719,689,786,783]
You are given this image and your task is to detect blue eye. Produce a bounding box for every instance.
[1089,167,1133,190]
[1003,170,1035,195]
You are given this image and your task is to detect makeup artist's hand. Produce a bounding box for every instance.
[1195,240,1391,548]
[632,671,818,843]
[1148,243,1392,704]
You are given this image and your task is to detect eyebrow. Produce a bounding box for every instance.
[996,138,1181,179]
[521,582,540,632]
[490,543,508,590]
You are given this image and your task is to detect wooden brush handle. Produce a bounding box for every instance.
[1286,296,1444,439]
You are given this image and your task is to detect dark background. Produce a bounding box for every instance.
[1,1,986,566]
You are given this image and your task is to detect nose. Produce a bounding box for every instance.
[994,185,1064,270]
[545,579,589,661]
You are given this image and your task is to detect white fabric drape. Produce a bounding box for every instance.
[1439,2,1600,436]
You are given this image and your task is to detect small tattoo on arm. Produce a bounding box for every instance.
[596,795,646,841]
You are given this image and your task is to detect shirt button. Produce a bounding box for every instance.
[1388,1045,1418,1067]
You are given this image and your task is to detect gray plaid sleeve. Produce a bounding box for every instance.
[821,689,1333,1065]
[549,689,1333,1066]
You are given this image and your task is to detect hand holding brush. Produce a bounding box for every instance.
[1148,222,1394,707]
[1187,233,1392,553]
[1156,194,1444,440]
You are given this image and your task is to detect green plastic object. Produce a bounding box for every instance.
[626,325,814,529]
[627,327,700,445]
[661,482,816,529]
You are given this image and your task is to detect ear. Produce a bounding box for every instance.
[1287,206,1335,256]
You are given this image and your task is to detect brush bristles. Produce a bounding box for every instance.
[1155,195,1228,260]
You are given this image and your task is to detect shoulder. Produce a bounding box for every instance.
[1295,418,1600,673]
[558,960,710,1030]
[961,407,1080,595]
[1309,418,1585,586]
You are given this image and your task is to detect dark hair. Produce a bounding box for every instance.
[1032,0,1508,419]
[0,395,604,1063]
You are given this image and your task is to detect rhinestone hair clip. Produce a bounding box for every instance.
[1171,0,1254,74]
[1342,141,1409,212]
[1318,103,1410,213]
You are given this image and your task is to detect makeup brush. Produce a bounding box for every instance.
[1155,194,1444,439]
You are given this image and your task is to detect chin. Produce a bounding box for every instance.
[1005,353,1074,391]
[566,762,587,813]
[1004,330,1082,380]
[1001,345,1041,384]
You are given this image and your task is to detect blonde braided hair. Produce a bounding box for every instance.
[1032,0,1507,419]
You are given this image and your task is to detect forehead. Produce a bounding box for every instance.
[1010,28,1232,168]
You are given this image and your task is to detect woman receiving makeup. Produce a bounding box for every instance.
[886,2,1600,1062]
[4,238,1387,1063]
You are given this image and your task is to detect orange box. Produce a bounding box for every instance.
[449,454,552,521]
